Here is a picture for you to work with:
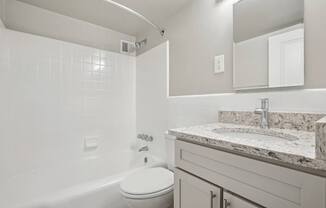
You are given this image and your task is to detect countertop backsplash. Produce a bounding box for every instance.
[218,111,325,132]
[316,117,326,160]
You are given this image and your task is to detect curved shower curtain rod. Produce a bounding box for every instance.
[104,0,166,37]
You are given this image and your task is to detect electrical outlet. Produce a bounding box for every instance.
[214,55,225,74]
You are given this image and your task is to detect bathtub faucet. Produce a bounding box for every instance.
[138,146,149,152]
[137,134,154,142]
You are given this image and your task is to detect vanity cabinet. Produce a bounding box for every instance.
[174,140,326,208]
[174,168,221,208]
[174,168,260,208]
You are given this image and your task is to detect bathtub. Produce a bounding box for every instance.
[2,150,165,208]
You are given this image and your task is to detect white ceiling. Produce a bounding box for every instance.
[17,0,193,36]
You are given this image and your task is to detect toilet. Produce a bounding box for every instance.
[120,134,175,208]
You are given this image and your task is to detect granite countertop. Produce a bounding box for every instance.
[168,123,326,175]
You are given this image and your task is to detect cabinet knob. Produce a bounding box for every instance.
[224,199,231,208]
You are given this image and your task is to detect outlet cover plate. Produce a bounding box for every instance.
[214,55,225,74]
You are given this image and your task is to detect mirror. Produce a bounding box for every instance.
[233,0,304,90]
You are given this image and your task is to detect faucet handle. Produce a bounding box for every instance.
[137,134,154,142]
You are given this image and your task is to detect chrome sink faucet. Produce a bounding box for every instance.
[254,98,269,129]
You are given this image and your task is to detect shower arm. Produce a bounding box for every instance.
[104,0,165,37]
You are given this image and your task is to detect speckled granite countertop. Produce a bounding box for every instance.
[168,123,326,176]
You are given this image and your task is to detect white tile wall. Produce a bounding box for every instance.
[136,42,169,160]
[0,28,136,181]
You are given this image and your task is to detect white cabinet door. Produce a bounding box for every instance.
[174,168,221,208]
[268,28,304,88]
[223,192,261,208]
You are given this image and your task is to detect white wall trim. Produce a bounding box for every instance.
[168,88,326,99]
[168,93,235,99]
[166,40,170,98]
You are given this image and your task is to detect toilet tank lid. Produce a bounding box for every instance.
[120,167,174,195]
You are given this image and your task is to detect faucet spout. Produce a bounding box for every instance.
[254,98,269,129]
[138,146,149,152]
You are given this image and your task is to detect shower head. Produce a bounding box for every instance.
[135,39,147,49]
[120,38,147,54]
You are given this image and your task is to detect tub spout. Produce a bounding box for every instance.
[138,146,149,152]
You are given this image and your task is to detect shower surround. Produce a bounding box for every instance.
[0,27,136,207]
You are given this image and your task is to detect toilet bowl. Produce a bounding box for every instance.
[120,167,174,208]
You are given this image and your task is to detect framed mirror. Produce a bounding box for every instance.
[233,0,304,90]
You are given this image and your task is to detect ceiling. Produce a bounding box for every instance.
[17,0,193,36]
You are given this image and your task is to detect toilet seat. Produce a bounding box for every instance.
[121,185,174,199]
[120,167,174,199]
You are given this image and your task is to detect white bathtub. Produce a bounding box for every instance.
[2,150,165,208]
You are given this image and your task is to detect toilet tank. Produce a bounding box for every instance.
[165,133,176,170]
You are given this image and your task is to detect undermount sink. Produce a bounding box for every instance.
[212,128,299,142]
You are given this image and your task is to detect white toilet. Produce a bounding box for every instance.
[120,135,175,208]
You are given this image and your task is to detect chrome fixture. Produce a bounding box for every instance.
[224,199,231,208]
[139,146,149,152]
[135,38,147,49]
[104,0,165,37]
[137,134,154,142]
[254,98,269,129]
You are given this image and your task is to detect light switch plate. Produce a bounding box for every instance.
[214,55,225,74]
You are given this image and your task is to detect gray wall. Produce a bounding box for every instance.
[2,0,135,53]
[137,0,326,96]
[138,0,234,96]
[0,0,4,27]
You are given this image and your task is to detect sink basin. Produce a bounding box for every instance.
[212,128,299,141]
